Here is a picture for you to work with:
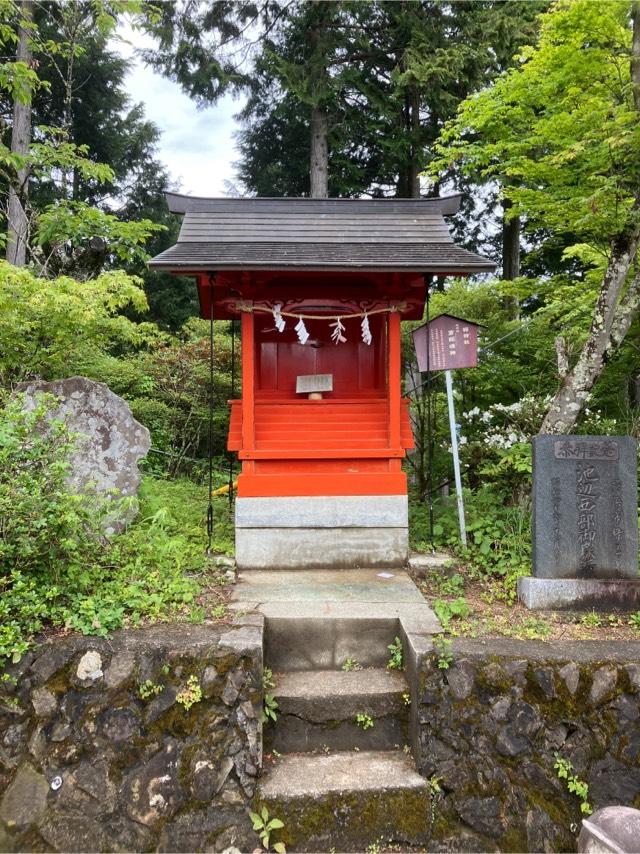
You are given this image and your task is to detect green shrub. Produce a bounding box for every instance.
[0,394,108,582]
[0,396,229,669]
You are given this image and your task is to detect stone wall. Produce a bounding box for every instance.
[417,639,640,853]
[0,619,263,853]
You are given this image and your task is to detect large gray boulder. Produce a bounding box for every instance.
[17,376,151,534]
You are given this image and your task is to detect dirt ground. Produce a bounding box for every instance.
[410,555,640,642]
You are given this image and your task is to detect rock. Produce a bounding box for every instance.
[100,707,141,743]
[191,756,233,801]
[612,693,639,721]
[49,721,72,742]
[625,663,640,692]
[0,763,50,828]
[559,662,580,695]
[104,652,136,690]
[17,376,150,534]
[222,668,246,706]
[502,660,528,684]
[533,667,557,700]
[589,666,617,706]
[202,665,219,697]
[123,739,184,827]
[219,626,262,657]
[508,700,542,739]
[74,759,116,808]
[31,687,57,718]
[446,660,476,701]
[39,813,112,852]
[546,723,568,750]
[526,807,557,853]
[76,650,103,682]
[456,796,503,838]
[496,726,528,757]
[579,806,640,854]
[30,641,79,685]
[490,697,511,721]
[481,663,507,689]
[589,756,640,805]
[144,686,178,725]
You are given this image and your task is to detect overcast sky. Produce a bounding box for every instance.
[115,25,244,197]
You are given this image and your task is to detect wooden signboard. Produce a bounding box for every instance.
[412,314,480,373]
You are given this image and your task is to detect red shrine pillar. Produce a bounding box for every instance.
[388,308,402,450]
[241,308,255,462]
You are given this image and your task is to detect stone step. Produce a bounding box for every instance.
[266,668,409,754]
[258,750,431,852]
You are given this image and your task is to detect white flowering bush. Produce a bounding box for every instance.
[457,394,551,503]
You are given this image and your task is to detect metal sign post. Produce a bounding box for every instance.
[444,369,466,546]
[412,313,481,547]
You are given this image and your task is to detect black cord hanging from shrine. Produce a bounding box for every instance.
[206,275,216,554]
[227,318,236,507]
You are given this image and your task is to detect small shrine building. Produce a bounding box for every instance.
[150,194,493,569]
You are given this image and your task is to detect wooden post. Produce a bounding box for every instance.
[241,309,255,452]
[388,309,401,449]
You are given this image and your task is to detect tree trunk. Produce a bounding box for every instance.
[6,0,33,267]
[540,227,640,433]
[502,196,520,280]
[310,106,329,198]
[408,84,421,199]
[540,3,640,434]
[308,1,329,199]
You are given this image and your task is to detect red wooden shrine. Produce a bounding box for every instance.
[204,271,418,498]
[150,195,493,567]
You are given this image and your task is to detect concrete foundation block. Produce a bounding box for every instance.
[518,577,640,611]
[235,527,408,570]
[235,495,408,528]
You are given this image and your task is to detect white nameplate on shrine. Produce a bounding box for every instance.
[296,374,334,394]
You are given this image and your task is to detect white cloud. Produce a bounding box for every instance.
[113,24,244,197]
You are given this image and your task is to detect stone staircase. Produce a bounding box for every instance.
[232,568,442,852]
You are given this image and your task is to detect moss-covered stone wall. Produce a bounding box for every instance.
[418,638,640,853]
[0,619,263,853]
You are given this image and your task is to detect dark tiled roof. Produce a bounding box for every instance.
[149,194,495,273]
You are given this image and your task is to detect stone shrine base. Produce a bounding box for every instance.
[518,576,640,611]
[235,495,408,569]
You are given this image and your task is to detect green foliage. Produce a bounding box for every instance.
[0,570,50,665]
[629,612,640,630]
[412,488,531,603]
[262,667,278,723]
[342,657,362,672]
[36,200,165,277]
[433,598,471,631]
[249,806,286,854]
[554,755,592,815]
[580,611,603,629]
[262,693,279,724]
[176,674,202,710]
[433,637,454,670]
[138,679,163,700]
[0,394,212,669]
[0,261,155,387]
[386,637,403,670]
[434,0,640,251]
[0,395,107,581]
[355,712,374,730]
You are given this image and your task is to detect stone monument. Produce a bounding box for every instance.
[17,376,151,535]
[518,435,640,610]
